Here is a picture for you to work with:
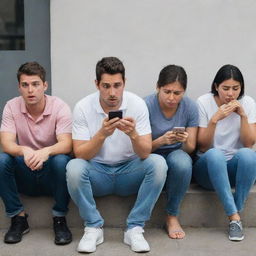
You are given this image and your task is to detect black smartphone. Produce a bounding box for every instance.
[108,110,123,120]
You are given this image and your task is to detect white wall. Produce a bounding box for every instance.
[51,0,256,109]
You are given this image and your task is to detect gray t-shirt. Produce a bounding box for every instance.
[144,93,199,154]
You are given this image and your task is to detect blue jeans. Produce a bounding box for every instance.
[0,153,71,217]
[193,148,256,216]
[66,154,167,229]
[159,149,192,216]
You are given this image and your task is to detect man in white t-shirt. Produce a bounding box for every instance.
[66,57,167,253]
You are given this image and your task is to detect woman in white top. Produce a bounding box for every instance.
[193,64,256,241]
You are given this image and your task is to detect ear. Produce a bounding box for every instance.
[44,81,48,91]
[95,79,100,89]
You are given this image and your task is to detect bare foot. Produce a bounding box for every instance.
[166,215,185,239]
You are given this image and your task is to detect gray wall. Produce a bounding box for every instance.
[0,0,51,117]
[51,0,256,109]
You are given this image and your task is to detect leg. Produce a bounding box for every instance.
[193,148,237,216]
[114,154,167,229]
[66,159,114,227]
[165,150,192,239]
[227,148,256,212]
[38,154,71,216]
[0,153,28,217]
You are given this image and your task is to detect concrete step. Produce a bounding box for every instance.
[0,227,255,256]
[1,184,256,229]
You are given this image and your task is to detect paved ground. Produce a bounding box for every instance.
[0,227,256,256]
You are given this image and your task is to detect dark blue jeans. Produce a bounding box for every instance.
[0,152,71,217]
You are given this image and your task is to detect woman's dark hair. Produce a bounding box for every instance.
[157,64,187,90]
[211,64,244,99]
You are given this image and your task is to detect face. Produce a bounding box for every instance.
[18,74,47,106]
[96,73,125,112]
[215,78,241,104]
[157,81,185,110]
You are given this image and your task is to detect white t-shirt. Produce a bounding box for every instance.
[72,91,151,165]
[197,93,256,160]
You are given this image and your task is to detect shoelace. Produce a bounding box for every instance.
[54,218,69,232]
[230,221,242,231]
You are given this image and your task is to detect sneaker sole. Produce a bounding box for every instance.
[55,237,72,245]
[124,237,150,252]
[77,237,104,253]
[229,235,244,241]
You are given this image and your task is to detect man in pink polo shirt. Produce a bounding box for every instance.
[0,62,72,245]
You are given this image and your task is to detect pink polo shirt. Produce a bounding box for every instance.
[1,95,72,150]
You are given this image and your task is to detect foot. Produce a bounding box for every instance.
[4,214,29,244]
[77,227,104,253]
[228,220,244,241]
[124,226,150,252]
[53,216,72,245]
[166,215,185,239]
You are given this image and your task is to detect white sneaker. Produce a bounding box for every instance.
[77,227,104,253]
[124,226,150,252]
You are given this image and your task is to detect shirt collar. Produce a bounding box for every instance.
[20,95,51,116]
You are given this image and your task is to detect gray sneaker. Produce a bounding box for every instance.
[228,220,244,241]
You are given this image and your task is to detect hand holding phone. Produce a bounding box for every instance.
[172,127,185,134]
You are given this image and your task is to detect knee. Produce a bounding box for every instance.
[66,159,90,190]
[236,148,255,161]
[145,154,168,183]
[50,154,71,169]
[166,150,192,174]
[204,148,225,162]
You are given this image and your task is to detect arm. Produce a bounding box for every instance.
[1,131,29,156]
[233,100,256,147]
[197,103,236,152]
[181,127,198,154]
[73,117,120,159]
[152,131,177,152]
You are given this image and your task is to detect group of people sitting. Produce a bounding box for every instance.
[0,57,255,253]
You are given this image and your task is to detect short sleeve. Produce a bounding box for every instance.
[0,102,16,134]
[243,96,256,124]
[55,102,72,135]
[72,103,91,140]
[187,100,199,127]
[134,100,151,136]
[197,98,209,128]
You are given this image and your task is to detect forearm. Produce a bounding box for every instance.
[197,118,217,152]
[240,116,256,147]
[2,142,27,156]
[45,140,72,156]
[152,136,165,152]
[182,140,195,154]
[74,131,106,160]
[130,132,152,159]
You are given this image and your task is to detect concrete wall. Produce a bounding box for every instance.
[50,0,256,109]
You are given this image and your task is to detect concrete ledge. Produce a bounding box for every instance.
[1,184,256,229]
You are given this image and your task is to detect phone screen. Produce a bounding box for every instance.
[173,127,185,133]
[108,110,123,120]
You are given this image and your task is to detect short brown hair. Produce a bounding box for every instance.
[17,62,46,82]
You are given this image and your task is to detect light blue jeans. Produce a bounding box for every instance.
[161,149,192,216]
[193,148,256,216]
[66,154,167,229]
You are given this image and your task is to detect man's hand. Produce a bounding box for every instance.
[117,117,137,138]
[22,147,50,171]
[98,117,121,138]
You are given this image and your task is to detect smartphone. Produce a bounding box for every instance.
[108,110,123,120]
[172,127,185,134]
